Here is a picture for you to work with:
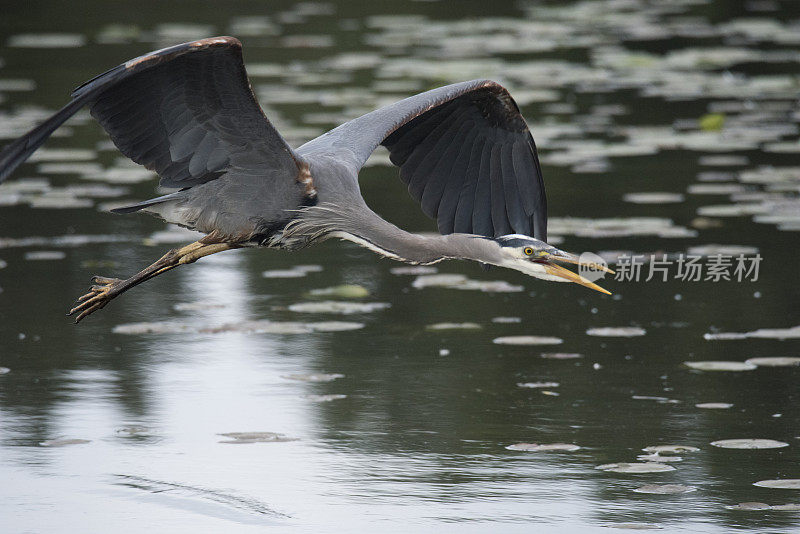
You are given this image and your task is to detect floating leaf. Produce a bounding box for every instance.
[710,438,789,449]
[426,322,481,330]
[623,192,685,204]
[493,336,563,345]
[633,484,697,494]
[412,273,523,292]
[492,316,522,324]
[684,361,756,371]
[586,327,646,337]
[390,266,438,275]
[541,352,583,359]
[753,479,800,489]
[699,113,726,131]
[307,285,369,298]
[725,502,772,510]
[262,269,313,278]
[517,381,560,389]
[113,322,197,334]
[8,33,86,48]
[173,302,227,311]
[745,357,800,367]
[596,462,676,473]
[288,301,390,314]
[643,445,700,454]
[506,443,580,452]
[218,432,297,444]
[24,251,66,260]
[704,325,800,340]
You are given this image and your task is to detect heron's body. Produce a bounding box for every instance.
[0,37,611,322]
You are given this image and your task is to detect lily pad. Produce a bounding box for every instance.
[725,502,772,510]
[262,264,323,278]
[426,322,481,331]
[493,336,563,345]
[262,269,313,278]
[704,325,800,340]
[288,301,390,314]
[506,443,580,452]
[412,273,524,292]
[112,322,196,334]
[633,484,697,494]
[24,251,66,261]
[8,33,86,48]
[623,192,685,204]
[684,361,756,371]
[218,432,297,444]
[596,462,676,473]
[586,327,646,337]
[643,445,700,454]
[517,381,560,389]
[173,302,227,311]
[492,316,522,323]
[710,439,789,449]
[307,285,369,298]
[389,266,438,275]
[541,352,583,359]
[745,357,800,367]
[753,479,800,489]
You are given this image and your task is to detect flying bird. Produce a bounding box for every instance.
[0,37,612,323]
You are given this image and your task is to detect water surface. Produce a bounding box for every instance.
[1,1,799,532]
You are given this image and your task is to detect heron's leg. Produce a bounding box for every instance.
[68,240,235,323]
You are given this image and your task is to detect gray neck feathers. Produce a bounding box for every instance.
[286,201,504,265]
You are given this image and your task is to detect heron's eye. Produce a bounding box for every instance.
[524,247,534,256]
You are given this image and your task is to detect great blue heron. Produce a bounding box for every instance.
[0,37,612,323]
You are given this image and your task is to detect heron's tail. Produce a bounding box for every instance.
[0,96,88,184]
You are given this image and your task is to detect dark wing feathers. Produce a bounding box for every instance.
[0,37,308,217]
[298,79,547,240]
[80,38,303,189]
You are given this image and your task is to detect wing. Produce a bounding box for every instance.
[298,80,546,240]
[0,36,309,203]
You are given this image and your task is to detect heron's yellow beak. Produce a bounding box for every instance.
[538,251,614,295]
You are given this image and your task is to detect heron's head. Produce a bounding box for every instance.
[493,234,613,294]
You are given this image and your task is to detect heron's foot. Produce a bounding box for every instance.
[68,275,126,323]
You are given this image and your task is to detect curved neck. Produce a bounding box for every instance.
[290,202,504,265]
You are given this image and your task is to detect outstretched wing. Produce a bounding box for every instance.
[298,80,546,240]
[0,36,308,200]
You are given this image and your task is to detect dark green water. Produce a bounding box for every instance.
[1,1,799,532]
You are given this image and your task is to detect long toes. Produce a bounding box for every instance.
[68,293,105,316]
[74,301,106,323]
[76,291,96,303]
